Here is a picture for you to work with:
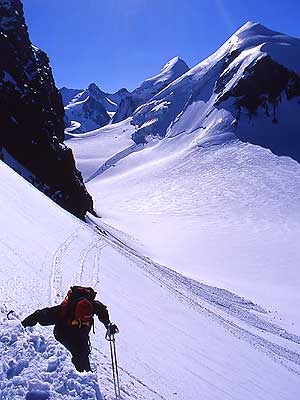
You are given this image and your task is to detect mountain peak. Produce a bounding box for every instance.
[87,82,104,95]
[142,56,189,88]
[234,21,284,40]
[162,56,187,66]
[115,87,130,95]
[160,56,189,75]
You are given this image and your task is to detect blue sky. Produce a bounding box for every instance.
[22,0,300,93]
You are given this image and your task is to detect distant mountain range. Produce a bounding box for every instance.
[61,57,189,133]
[61,84,130,133]
[67,22,300,181]
[62,23,300,163]
[128,21,300,161]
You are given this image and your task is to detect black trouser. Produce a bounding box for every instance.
[54,324,91,372]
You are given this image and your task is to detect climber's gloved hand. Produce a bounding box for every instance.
[105,322,119,339]
[21,311,40,327]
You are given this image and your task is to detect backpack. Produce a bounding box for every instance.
[60,286,97,328]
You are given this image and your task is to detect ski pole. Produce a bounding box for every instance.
[109,336,120,398]
[106,326,120,398]
[112,336,120,397]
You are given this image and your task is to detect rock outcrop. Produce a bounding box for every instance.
[0,0,94,219]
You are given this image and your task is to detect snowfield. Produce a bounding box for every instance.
[1,159,300,399]
[88,138,300,327]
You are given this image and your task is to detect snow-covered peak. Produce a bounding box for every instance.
[135,57,189,96]
[143,56,189,86]
[115,87,129,95]
[234,21,283,39]
[129,21,300,164]
[215,21,300,74]
[178,21,299,84]
[61,83,131,133]
[112,57,189,123]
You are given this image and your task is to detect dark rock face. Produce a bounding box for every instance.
[217,56,300,162]
[81,94,111,127]
[0,0,94,219]
[112,95,137,124]
[229,57,300,119]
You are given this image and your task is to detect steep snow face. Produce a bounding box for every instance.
[61,84,130,133]
[112,57,189,123]
[131,22,300,162]
[2,160,300,400]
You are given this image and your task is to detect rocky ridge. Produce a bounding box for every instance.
[0,0,94,219]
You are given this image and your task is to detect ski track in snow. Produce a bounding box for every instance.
[51,228,107,305]
[49,226,161,399]
[51,228,83,305]
[77,241,107,288]
[2,219,300,399]
[92,220,300,376]
[3,218,300,399]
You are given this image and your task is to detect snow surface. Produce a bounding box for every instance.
[1,144,300,399]
[66,118,136,181]
[69,119,300,331]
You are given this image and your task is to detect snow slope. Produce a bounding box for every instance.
[66,20,300,367]
[67,21,300,321]
[66,118,136,181]
[2,19,300,400]
[1,149,300,399]
[84,137,300,330]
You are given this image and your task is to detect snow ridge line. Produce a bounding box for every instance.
[85,143,140,182]
[94,222,300,374]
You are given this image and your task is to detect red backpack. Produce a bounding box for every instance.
[60,286,97,328]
